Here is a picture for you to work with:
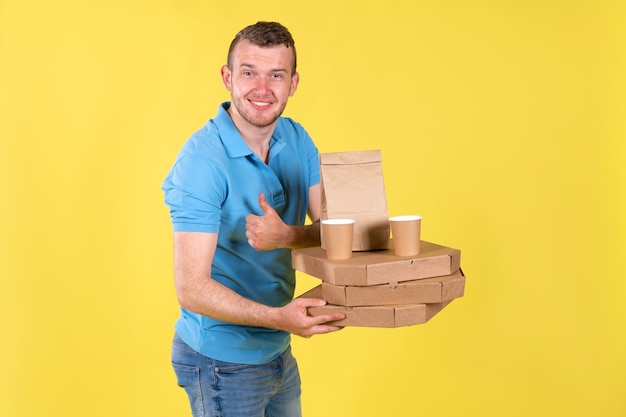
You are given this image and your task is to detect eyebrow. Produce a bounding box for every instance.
[240,63,288,73]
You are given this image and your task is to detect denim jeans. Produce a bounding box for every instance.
[172,332,302,417]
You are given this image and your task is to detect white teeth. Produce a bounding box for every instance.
[251,101,270,107]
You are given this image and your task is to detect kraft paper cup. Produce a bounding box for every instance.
[321,219,355,260]
[389,215,421,257]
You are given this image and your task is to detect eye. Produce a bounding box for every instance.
[271,73,283,79]
[243,71,254,77]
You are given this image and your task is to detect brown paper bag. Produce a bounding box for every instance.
[320,150,390,251]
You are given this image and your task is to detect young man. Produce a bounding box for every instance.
[162,22,344,417]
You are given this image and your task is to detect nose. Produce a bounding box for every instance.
[254,76,269,93]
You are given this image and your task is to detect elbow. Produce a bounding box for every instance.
[174,280,197,312]
[176,293,192,312]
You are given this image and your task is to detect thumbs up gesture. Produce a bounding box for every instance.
[245,193,290,251]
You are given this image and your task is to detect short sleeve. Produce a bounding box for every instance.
[162,154,227,233]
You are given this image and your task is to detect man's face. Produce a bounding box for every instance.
[222,40,299,129]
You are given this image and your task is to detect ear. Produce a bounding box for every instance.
[289,72,300,97]
[221,65,232,91]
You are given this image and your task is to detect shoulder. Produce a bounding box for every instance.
[178,121,228,165]
[275,116,315,148]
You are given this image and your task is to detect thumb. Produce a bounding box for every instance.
[258,193,274,215]
[295,297,327,308]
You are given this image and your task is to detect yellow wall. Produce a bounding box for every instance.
[1,1,624,416]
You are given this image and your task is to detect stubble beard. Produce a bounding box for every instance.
[231,95,287,129]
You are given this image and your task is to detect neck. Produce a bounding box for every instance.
[227,106,274,163]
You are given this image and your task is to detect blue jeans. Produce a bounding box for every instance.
[171,333,302,417]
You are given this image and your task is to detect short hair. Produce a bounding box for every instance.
[227,21,297,73]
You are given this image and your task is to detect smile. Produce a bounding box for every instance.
[250,100,272,108]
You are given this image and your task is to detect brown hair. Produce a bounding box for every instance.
[227,21,297,73]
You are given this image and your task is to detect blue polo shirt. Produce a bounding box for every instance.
[162,102,320,364]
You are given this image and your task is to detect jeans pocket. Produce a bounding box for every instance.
[172,363,204,417]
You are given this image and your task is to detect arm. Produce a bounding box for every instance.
[246,183,322,250]
[173,230,344,337]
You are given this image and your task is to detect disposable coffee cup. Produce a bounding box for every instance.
[389,215,421,257]
[321,219,355,260]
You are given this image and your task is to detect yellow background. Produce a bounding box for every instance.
[1,1,624,416]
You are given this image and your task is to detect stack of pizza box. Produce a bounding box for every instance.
[293,240,465,328]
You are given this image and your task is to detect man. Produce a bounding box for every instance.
[162,21,344,417]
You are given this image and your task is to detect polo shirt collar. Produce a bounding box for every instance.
[214,102,286,160]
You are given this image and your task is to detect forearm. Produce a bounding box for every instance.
[176,272,345,337]
[176,274,282,329]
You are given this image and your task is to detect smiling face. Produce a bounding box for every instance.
[221,40,299,130]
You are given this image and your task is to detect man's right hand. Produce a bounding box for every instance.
[271,297,345,338]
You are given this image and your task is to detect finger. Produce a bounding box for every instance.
[303,299,346,323]
[295,297,328,309]
[258,193,274,216]
[299,323,344,338]
[245,213,258,228]
[309,312,346,324]
[313,324,345,334]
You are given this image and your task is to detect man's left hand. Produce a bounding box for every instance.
[245,193,291,250]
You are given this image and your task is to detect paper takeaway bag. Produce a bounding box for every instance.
[320,150,390,251]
